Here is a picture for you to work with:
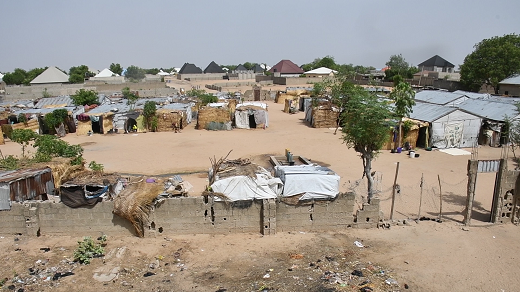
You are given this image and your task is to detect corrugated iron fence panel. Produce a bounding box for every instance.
[477,160,500,173]
[0,185,11,210]
[10,170,54,202]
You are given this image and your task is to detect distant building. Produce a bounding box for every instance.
[30,66,69,85]
[178,63,203,74]
[204,61,225,74]
[499,74,520,96]
[304,67,337,78]
[417,55,455,73]
[269,60,304,77]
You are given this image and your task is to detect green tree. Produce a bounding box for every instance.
[460,34,520,93]
[385,54,411,81]
[301,56,339,72]
[122,87,139,110]
[44,108,69,130]
[69,65,90,84]
[143,101,157,131]
[10,129,38,157]
[33,135,84,165]
[71,89,99,106]
[2,68,27,85]
[342,86,393,201]
[243,62,255,70]
[389,82,416,148]
[125,65,146,80]
[109,63,123,75]
[24,67,47,85]
[317,75,393,201]
[145,68,160,75]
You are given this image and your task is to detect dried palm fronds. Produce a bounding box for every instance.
[113,177,163,237]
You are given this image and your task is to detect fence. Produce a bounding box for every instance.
[347,171,475,224]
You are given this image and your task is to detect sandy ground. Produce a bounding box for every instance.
[1,86,520,291]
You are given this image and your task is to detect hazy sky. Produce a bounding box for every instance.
[1,0,518,73]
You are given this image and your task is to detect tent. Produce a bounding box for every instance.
[409,102,481,148]
[234,102,269,129]
[274,165,340,201]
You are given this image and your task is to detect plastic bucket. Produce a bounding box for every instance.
[409,151,415,158]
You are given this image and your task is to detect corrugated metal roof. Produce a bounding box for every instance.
[34,96,74,108]
[452,90,491,99]
[415,90,466,105]
[15,106,75,115]
[457,99,520,121]
[499,74,520,85]
[0,168,52,183]
[409,102,457,122]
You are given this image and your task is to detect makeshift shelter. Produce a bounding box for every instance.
[414,90,468,106]
[197,104,232,130]
[274,165,340,201]
[409,102,481,148]
[458,98,520,147]
[309,103,340,128]
[210,162,282,202]
[75,111,115,135]
[382,118,426,150]
[60,173,122,208]
[234,102,268,129]
[156,109,188,131]
[0,168,54,211]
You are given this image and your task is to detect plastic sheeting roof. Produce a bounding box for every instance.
[275,165,340,200]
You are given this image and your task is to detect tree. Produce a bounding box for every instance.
[2,68,27,85]
[385,54,411,81]
[125,65,146,80]
[301,56,339,72]
[69,65,90,84]
[71,89,99,106]
[145,68,160,75]
[389,82,416,148]
[33,135,84,165]
[143,101,157,131]
[109,63,123,75]
[122,87,139,110]
[341,85,394,201]
[24,67,47,85]
[10,129,38,157]
[243,62,255,70]
[44,108,69,135]
[460,34,520,93]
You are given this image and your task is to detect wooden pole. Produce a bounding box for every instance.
[438,174,443,221]
[390,162,400,221]
[418,173,424,220]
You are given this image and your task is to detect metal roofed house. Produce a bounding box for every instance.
[269,60,304,77]
[178,63,203,74]
[408,102,481,148]
[234,64,249,73]
[414,90,468,106]
[30,66,69,85]
[304,67,337,78]
[499,74,520,96]
[203,61,225,74]
[452,90,491,99]
[0,167,55,210]
[252,64,264,74]
[417,55,455,73]
[34,96,74,109]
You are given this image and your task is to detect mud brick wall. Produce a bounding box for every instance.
[0,194,378,237]
[491,169,520,224]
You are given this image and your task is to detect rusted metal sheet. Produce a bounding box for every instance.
[477,160,500,173]
[0,167,54,203]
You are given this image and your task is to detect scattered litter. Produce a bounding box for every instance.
[52,272,74,281]
[263,273,270,279]
[404,283,409,289]
[143,272,156,277]
[462,227,469,231]
[351,270,364,277]
[385,278,398,285]
[40,248,51,252]
[354,241,364,248]
[289,253,304,259]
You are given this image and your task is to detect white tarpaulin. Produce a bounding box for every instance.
[234,110,250,129]
[211,172,283,201]
[275,165,340,200]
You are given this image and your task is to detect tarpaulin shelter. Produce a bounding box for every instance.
[234,102,269,129]
[274,165,340,201]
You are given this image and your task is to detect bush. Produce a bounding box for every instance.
[71,89,99,106]
[33,135,84,165]
[73,236,106,264]
[0,155,19,170]
[88,161,104,172]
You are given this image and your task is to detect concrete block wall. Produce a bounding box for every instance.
[0,194,380,237]
[276,193,356,232]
